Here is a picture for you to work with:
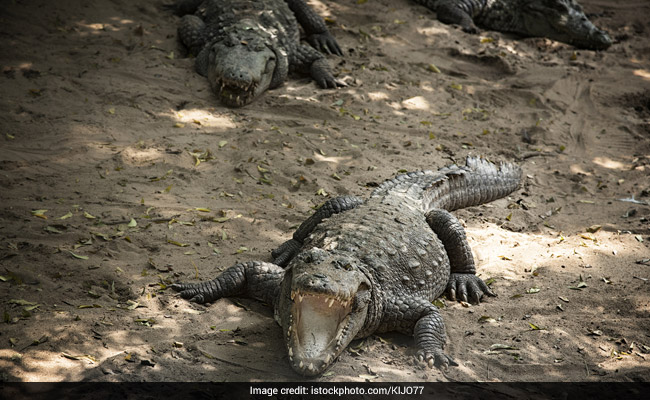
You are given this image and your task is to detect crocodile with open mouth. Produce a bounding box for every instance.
[172,157,522,376]
[167,0,344,107]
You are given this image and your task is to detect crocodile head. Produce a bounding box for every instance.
[277,247,373,376]
[206,32,288,107]
[520,0,612,50]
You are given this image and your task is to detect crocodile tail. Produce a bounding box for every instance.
[424,156,522,212]
[163,0,204,16]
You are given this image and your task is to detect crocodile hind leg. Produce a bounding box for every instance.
[380,296,458,369]
[272,196,363,266]
[172,261,284,305]
[425,209,495,304]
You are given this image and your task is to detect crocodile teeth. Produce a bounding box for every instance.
[308,363,314,372]
[290,291,295,300]
[325,354,331,364]
[299,361,303,369]
[297,293,303,303]
[328,298,334,308]
[288,347,293,357]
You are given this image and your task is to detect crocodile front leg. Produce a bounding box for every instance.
[178,14,207,57]
[426,209,495,304]
[291,44,345,89]
[272,196,363,266]
[380,296,458,369]
[285,0,343,56]
[172,261,284,305]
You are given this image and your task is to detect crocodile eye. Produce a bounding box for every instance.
[343,263,354,271]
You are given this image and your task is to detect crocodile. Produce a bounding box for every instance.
[172,157,522,376]
[413,0,612,50]
[167,0,344,107]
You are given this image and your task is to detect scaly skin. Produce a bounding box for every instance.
[173,157,522,376]
[168,0,344,107]
[414,0,612,50]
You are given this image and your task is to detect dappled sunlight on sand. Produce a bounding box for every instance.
[633,69,650,80]
[592,157,630,170]
[417,26,449,37]
[569,164,593,176]
[401,96,430,110]
[368,91,389,101]
[313,153,352,165]
[165,108,236,130]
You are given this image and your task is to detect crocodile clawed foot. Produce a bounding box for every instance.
[307,33,343,57]
[172,282,209,304]
[446,273,495,305]
[416,349,458,370]
[330,78,347,88]
[462,25,480,34]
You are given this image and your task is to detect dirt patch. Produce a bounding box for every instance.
[0,0,649,383]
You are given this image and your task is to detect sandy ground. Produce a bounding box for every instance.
[0,0,649,383]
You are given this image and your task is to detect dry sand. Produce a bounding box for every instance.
[0,0,649,382]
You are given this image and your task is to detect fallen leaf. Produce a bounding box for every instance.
[68,251,89,260]
[426,63,441,73]
[126,300,139,310]
[167,240,189,247]
[490,344,518,350]
[31,209,48,219]
[359,374,378,380]
[62,353,97,363]
[44,226,63,234]
[8,299,37,306]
